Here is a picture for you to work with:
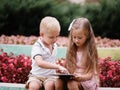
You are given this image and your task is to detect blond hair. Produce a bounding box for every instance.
[39,16,60,35]
[65,18,98,76]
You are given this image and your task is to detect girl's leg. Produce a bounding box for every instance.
[67,80,80,90]
[55,78,64,90]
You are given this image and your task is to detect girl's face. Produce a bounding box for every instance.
[41,29,60,46]
[72,29,87,49]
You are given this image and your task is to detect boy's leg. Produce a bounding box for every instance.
[29,80,42,90]
[44,78,56,90]
[25,76,43,90]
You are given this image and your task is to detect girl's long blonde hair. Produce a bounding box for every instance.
[65,18,98,76]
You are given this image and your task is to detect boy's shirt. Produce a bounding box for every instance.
[30,38,57,77]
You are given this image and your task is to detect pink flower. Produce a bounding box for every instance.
[8,63,14,69]
[107,70,113,78]
[17,68,22,73]
[1,76,8,82]
[2,63,7,69]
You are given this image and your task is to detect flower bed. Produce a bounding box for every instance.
[99,57,120,87]
[0,35,120,47]
[0,50,120,87]
[0,51,31,83]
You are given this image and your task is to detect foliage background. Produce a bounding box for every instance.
[0,0,120,39]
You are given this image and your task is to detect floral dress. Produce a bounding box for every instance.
[74,52,99,90]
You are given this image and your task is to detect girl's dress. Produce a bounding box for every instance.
[74,52,99,90]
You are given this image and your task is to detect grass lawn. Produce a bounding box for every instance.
[98,48,120,60]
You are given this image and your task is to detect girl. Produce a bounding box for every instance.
[55,17,99,90]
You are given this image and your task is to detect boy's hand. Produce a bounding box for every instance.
[58,65,69,74]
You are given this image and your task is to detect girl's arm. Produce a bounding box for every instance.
[73,72,93,81]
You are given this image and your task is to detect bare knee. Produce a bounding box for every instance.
[29,81,42,90]
[67,81,79,90]
[55,78,64,90]
[44,80,55,90]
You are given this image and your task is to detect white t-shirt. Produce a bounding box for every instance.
[30,38,57,78]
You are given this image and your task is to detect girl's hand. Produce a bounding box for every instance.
[72,74,82,81]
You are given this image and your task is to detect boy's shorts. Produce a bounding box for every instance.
[25,74,56,89]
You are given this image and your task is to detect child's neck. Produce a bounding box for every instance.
[40,37,51,47]
[43,42,52,48]
[41,40,53,53]
[77,48,83,52]
[43,43,53,53]
[43,41,53,49]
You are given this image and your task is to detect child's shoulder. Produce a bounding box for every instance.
[32,39,43,48]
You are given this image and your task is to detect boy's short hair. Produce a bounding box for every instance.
[39,16,61,34]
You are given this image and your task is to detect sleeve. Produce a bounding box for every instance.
[31,43,43,60]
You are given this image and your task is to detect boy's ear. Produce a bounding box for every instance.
[40,32,43,36]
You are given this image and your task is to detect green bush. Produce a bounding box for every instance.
[90,0,120,39]
[0,0,120,39]
[0,0,55,36]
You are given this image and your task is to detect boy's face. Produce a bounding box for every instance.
[41,29,60,46]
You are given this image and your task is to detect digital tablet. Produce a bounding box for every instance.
[50,73,74,79]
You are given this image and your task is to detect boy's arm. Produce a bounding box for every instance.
[35,55,69,73]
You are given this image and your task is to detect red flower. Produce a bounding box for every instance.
[0,50,120,87]
[0,51,31,83]
[1,76,8,82]
[99,57,120,87]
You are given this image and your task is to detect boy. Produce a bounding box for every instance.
[25,16,68,90]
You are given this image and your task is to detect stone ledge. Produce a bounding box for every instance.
[0,83,25,88]
[0,83,120,90]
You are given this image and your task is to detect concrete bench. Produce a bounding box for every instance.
[0,83,25,90]
[0,83,120,90]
